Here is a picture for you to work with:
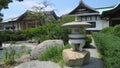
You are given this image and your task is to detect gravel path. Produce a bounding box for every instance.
[82,37,104,68]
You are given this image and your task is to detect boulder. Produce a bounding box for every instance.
[63,49,90,66]
[14,60,61,68]
[31,40,64,59]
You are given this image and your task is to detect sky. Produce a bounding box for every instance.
[1,0,120,20]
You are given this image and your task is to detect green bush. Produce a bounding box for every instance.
[26,23,70,43]
[84,36,92,48]
[100,25,120,38]
[59,15,75,24]
[1,30,27,41]
[92,32,120,68]
[100,27,114,35]
[113,25,120,37]
[0,23,70,43]
[0,15,74,42]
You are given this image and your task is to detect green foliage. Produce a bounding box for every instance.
[0,15,74,43]
[39,46,63,62]
[20,45,32,54]
[100,27,114,35]
[25,49,32,54]
[60,15,75,24]
[39,44,70,66]
[113,25,120,37]
[1,23,66,43]
[92,32,120,68]
[1,30,27,41]
[100,25,120,38]
[3,46,16,65]
[0,0,13,10]
[26,11,56,24]
[98,53,103,59]
[16,45,32,58]
[0,23,3,29]
[26,23,70,43]
[84,36,92,48]
[2,43,31,65]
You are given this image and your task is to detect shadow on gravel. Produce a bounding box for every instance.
[83,45,96,49]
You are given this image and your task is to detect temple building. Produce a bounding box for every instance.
[2,10,58,31]
[69,0,120,33]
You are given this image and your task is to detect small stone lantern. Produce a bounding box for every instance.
[62,21,91,66]
[62,21,91,51]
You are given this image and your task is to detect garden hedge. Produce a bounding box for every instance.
[0,23,70,44]
[92,32,120,68]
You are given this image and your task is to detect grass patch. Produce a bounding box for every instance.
[38,44,70,66]
[98,53,103,59]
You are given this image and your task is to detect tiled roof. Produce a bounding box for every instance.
[95,6,115,14]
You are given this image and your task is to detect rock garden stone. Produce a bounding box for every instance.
[30,40,64,59]
[63,49,90,66]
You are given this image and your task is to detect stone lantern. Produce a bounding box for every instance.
[62,21,91,66]
[62,21,91,51]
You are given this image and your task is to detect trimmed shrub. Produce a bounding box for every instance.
[0,23,70,43]
[100,27,114,35]
[92,32,120,68]
[113,24,120,37]
[1,30,27,41]
[100,25,120,38]
[26,23,70,43]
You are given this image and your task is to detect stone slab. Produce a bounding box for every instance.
[63,49,90,66]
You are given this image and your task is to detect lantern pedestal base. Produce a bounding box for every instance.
[63,49,90,66]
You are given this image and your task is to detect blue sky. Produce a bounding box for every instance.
[1,0,120,20]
